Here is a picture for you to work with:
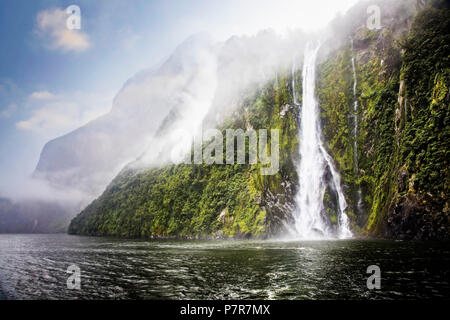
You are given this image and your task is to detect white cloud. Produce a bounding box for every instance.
[16,91,112,137]
[29,91,56,100]
[0,103,17,119]
[36,8,91,52]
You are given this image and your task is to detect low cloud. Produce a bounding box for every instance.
[36,7,91,52]
[16,91,112,137]
[30,91,56,100]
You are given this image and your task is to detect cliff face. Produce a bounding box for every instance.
[69,70,301,238]
[318,1,449,239]
[69,0,449,240]
[33,31,306,197]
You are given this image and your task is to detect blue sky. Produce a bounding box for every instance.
[0,0,358,196]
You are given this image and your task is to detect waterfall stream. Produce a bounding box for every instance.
[351,39,363,212]
[292,43,352,239]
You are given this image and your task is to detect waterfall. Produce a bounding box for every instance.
[350,40,363,212]
[350,40,358,170]
[293,43,352,240]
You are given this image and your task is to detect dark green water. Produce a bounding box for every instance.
[0,234,449,299]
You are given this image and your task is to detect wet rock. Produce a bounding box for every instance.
[263,177,297,237]
[385,193,450,240]
[397,167,408,193]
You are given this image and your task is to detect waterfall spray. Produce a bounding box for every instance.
[293,42,352,239]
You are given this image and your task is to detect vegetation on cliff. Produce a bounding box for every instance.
[317,0,449,239]
[69,71,301,238]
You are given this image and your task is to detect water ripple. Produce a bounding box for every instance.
[0,235,449,299]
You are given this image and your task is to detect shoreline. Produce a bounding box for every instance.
[2,232,448,241]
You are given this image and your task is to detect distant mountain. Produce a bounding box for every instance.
[34,33,218,196]
[0,198,73,233]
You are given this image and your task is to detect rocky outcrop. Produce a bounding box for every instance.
[386,193,449,239]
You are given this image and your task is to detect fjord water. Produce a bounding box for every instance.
[294,44,351,239]
[0,234,449,300]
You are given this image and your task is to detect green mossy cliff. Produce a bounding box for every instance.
[69,70,302,238]
[69,1,449,239]
[317,1,449,239]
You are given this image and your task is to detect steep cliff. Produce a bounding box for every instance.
[317,0,449,239]
[69,70,301,238]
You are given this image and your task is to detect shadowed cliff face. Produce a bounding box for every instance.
[0,197,75,233]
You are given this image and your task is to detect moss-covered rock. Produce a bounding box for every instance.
[317,0,450,239]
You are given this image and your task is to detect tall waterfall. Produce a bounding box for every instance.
[293,43,352,239]
[350,40,363,212]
